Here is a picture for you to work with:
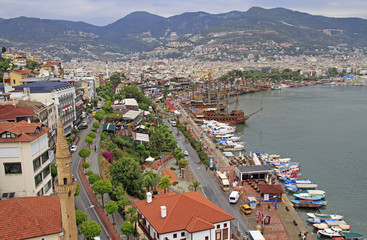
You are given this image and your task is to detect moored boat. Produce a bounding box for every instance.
[291,199,327,208]
[294,192,325,200]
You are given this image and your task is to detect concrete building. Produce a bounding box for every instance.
[0,121,52,197]
[14,81,76,135]
[135,192,234,240]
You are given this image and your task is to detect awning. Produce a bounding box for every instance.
[145,156,155,162]
[103,123,116,131]
[76,100,83,107]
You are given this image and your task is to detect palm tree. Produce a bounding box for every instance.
[158,176,171,193]
[189,181,202,192]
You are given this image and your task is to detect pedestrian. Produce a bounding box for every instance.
[94,145,96,152]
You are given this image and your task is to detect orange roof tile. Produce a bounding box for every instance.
[0,105,36,121]
[0,195,62,239]
[134,192,234,234]
[0,121,49,142]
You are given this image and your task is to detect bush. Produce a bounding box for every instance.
[172,181,178,186]
[91,128,97,132]
[153,189,158,195]
[102,151,113,163]
[86,170,94,176]
[140,192,146,199]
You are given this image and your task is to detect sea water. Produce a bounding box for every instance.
[234,85,367,235]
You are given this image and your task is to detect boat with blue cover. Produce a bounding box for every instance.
[291,199,327,208]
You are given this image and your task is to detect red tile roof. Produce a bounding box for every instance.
[0,105,36,121]
[12,70,31,75]
[0,195,62,239]
[258,184,285,194]
[134,192,234,234]
[0,121,49,142]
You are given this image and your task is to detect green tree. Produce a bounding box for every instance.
[75,209,88,226]
[71,128,79,134]
[158,176,171,193]
[80,221,102,240]
[88,132,96,139]
[110,74,122,88]
[120,221,134,239]
[87,108,93,114]
[108,157,143,194]
[113,184,130,215]
[92,179,112,208]
[78,148,91,162]
[143,171,160,192]
[189,181,202,192]
[178,159,188,170]
[82,162,90,173]
[85,136,94,147]
[75,184,81,196]
[105,200,119,224]
[51,163,57,178]
[1,47,6,53]
[88,173,101,184]
[93,122,100,128]
[95,112,104,122]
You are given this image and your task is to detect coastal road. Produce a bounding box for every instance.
[164,119,252,237]
[71,116,109,239]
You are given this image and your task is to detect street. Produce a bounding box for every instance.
[71,116,110,239]
[164,119,252,238]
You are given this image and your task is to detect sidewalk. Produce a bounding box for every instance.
[84,118,127,239]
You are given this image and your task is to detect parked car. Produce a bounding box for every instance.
[184,150,189,156]
[171,121,177,126]
[240,204,251,215]
[70,145,78,152]
[229,191,240,204]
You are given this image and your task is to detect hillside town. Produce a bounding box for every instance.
[0,47,366,240]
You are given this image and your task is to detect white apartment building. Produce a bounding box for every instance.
[14,81,76,135]
[0,121,52,198]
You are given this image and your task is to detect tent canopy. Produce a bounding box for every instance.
[145,156,155,162]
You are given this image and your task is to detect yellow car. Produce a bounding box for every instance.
[92,111,97,116]
[240,204,251,215]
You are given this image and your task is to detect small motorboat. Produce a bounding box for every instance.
[313,223,329,230]
[294,192,325,200]
[307,213,344,221]
[317,228,342,238]
[291,199,327,208]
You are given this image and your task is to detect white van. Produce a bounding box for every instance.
[229,191,240,204]
[248,230,265,240]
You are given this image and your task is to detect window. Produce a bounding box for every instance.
[224,223,227,228]
[205,237,209,240]
[13,79,15,84]
[173,234,177,238]
[42,165,50,178]
[4,163,22,174]
[33,157,41,171]
[44,180,52,193]
[35,172,42,187]
[41,151,49,164]
[181,232,185,237]
[36,188,44,196]
[216,224,220,229]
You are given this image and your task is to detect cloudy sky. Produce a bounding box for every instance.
[1,0,367,26]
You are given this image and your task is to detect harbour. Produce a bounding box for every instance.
[233,84,367,236]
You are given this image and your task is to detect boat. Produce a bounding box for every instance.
[286,183,318,193]
[313,223,329,230]
[285,179,314,184]
[317,228,343,238]
[291,199,327,208]
[294,192,325,200]
[307,213,344,221]
[184,100,226,111]
[340,232,365,239]
[204,110,247,124]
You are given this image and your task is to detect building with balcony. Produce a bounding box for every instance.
[14,81,76,135]
[0,121,52,198]
[134,192,234,240]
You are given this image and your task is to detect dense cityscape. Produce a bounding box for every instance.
[1,5,367,240]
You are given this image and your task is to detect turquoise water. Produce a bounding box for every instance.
[234,85,367,235]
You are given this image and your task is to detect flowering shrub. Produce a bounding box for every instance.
[102,151,113,163]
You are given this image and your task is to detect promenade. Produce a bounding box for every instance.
[169,98,308,240]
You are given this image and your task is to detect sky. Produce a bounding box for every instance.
[1,0,367,26]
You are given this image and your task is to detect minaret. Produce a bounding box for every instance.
[106,60,109,79]
[54,118,78,240]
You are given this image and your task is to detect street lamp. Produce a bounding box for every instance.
[85,205,95,210]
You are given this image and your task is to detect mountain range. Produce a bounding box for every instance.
[1,7,367,60]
